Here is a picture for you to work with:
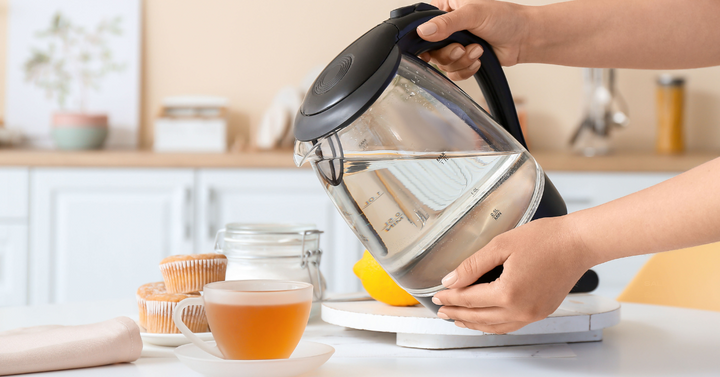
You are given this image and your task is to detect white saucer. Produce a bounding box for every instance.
[140,329,214,347]
[174,340,335,377]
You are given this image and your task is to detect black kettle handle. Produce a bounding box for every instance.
[388,5,527,148]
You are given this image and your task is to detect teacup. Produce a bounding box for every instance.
[173,280,313,360]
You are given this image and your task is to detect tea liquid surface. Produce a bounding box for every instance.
[205,301,311,360]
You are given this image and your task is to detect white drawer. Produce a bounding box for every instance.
[0,168,29,218]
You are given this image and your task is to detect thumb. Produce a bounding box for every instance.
[441,243,507,289]
[417,6,483,42]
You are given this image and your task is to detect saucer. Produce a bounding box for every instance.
[140,329,214,347]
[174,340,335,377]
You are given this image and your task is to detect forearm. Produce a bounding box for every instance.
[521,0,720,69]
[567,157,720,267]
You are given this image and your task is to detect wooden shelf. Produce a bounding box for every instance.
[0,148,716,172]
[532,151,719,172]
[0,149,300,168]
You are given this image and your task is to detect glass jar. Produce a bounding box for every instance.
[213,223,326,303]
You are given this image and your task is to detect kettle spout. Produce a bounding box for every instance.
[293,139,320,167]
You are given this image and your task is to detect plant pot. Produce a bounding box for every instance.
[51,113,109,150]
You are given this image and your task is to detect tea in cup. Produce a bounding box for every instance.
[173,280,313,360]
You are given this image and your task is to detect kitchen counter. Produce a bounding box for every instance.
[2,299,720,376]
[0,149,716,171]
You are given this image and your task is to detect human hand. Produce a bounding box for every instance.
[432,215,596,334]
[417,0,530,80]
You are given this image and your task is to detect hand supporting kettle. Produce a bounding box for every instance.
[294,3,596,313]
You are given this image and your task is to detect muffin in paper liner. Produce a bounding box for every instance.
[136,281,208,333]
[159,253,228,294]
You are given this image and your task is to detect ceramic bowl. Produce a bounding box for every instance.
[51,113,109,150]
[51,127,108,150]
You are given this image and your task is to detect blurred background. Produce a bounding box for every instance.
[0,0,717,308]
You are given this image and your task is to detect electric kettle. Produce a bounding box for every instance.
[294,3,592,312]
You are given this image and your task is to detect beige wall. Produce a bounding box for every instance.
[2,0,720,152]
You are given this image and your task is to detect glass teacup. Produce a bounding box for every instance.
[173,280,313,360]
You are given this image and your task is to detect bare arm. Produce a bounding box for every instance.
[419,0,720,79]
[575,157,720,264]
[524,0,720,69]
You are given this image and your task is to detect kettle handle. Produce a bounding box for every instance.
[388,6,528,148]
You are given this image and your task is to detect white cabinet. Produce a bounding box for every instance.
[0,224,27,306]
[547,172,678,299]
[29,169,195,305]
[0,168,29,218]
[196,169,364,293]
[0,168,29,306]
[3,166,679,306]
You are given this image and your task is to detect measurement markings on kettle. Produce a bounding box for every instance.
[361,191,384,210]
[383,212,405,232]
[436,152,448,164]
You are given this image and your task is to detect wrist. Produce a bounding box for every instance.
[516,5,541,64]
[556,212,604,269]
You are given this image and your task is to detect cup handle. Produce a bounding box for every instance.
[173,297,224,359]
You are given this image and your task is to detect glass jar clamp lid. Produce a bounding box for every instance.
[214,223,325,302]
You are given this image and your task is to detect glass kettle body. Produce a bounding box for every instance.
[293,3,567,312]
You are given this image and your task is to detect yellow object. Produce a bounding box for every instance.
[617,242,720,312]
[353,251,419,307]
[655,75,685,154]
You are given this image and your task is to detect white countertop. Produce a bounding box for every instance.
[2,299,720,376]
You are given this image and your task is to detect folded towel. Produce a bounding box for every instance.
[0,316,142,376]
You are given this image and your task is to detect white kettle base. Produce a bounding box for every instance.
[321,293,619,350]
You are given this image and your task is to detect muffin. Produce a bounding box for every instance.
[136,281,208,333]
[159,253,227,294]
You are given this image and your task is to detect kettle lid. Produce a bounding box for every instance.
[294,3,443,142]
[295,23,400,141]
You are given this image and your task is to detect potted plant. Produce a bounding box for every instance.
[24,12,125,150]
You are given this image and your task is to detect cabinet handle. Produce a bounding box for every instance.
[184,188,193,241]
[207,189,216,239]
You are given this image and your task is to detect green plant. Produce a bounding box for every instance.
[23,11,125,111]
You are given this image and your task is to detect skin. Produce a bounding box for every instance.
[415,0,720,334]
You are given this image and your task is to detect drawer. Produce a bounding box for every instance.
[0,168,29,218]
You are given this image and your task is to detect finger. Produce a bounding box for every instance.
[441,236,509,289]
[419,52,431,62]
[445,60,481,81]
[455,320,528,335]
[425,43,465,66]
[433,281,499,308]
[430,0,451,12]
[437,44,483,72]
[439,305,508,325]
[417,3,482,42]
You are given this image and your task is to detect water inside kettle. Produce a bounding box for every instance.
[319,149,542,297]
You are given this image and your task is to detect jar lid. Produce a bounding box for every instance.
[225,223,318,234]
[657,74,685,86]
[220,223,322,258]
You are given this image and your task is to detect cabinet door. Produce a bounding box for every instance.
[0,224,28,306]
[0,168,28,218]
[547,172,678,299]
[197,169,364,293]
[30,169,195,305]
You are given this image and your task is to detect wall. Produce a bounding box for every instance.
[1,0,719,152]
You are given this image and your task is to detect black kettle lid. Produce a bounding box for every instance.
[294,3,440,142]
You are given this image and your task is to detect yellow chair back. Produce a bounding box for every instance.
[617,242,720,312]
